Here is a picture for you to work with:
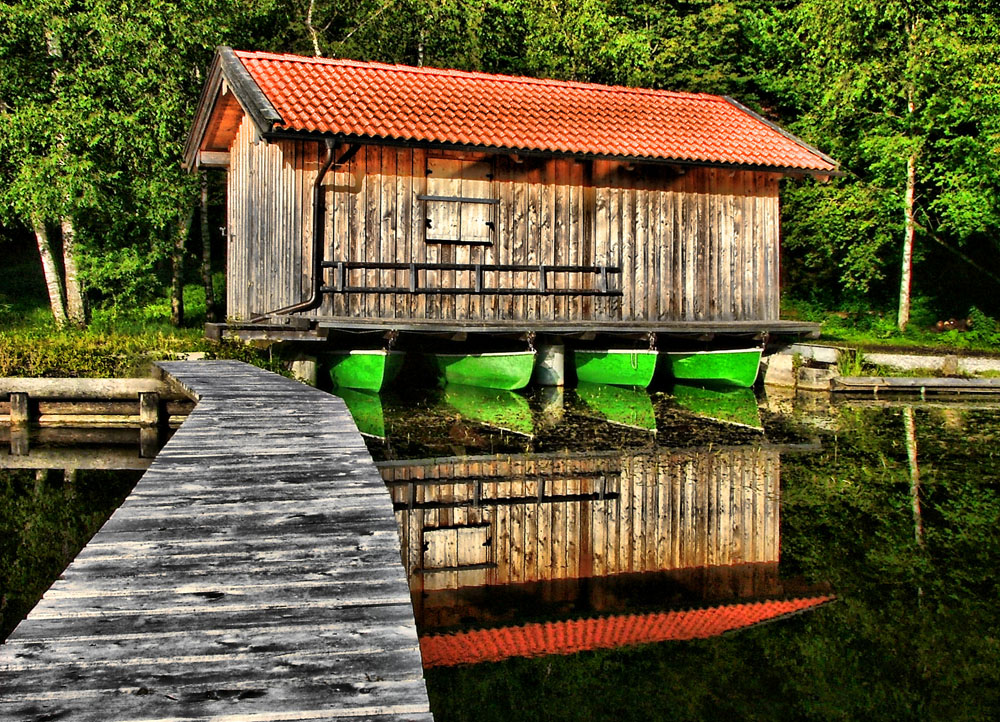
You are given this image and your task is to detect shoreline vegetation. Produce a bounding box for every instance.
[2,293,998,381]
[3,249,998,381]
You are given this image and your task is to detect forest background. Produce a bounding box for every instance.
[1,0,999,339]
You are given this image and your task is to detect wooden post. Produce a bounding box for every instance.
[139,427,159,459]
[10,427,29,456]
[10,392,29,426]
[139,392,160,427]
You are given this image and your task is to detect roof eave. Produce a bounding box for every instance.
[182,46,284,172]
[262,128,842,177]
[722,96,840,177]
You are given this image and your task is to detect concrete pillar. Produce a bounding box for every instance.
[139,392,160,427]
[532,344,565,386]
[763,354,797,389]
[10,392,29,425]
[290,355,319,386]
[537,386,565,427]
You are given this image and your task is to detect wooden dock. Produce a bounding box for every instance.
[0,360,432,722]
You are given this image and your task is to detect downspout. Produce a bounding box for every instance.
[251,138,353,322]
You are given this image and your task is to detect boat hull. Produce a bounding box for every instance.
[332,387,387,438]
[327,350,404,391]
[576,382,657,432]
[671,383,762,430]
[660,348,762,388]
[444,384,534,436]
[433,351,535,390]
[573,349,658,388]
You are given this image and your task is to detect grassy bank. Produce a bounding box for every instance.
[783,300,1000,356]
[0,273,283,377]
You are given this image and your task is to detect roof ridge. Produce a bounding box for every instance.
[232,49,723,103]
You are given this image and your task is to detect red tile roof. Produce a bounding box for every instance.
[232,50,837,173]
[419,596,835,667]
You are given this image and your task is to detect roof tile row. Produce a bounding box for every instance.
[234,50,836,172]
[420,596,835,667]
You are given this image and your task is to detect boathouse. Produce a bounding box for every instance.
[183,47,837,344]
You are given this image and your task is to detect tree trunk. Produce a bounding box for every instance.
[307,0,323,57]
[903,406,924,547]
[171,210,194,327]
[60,217,86,327]
[898,151,917,332]
[32,217,68,328]
[200,174,217,323]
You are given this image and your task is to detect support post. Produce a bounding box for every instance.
[10,392,30,426]
[10,427,29,456]
[139,392,160,427]
[532,344,565,386]
[139,427,159,459]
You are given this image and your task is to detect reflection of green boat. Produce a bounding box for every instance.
[672,383,762,430]
[433,351,535,390]
[576,382,657,432]
[573,349,658,388]
[443,384,534,436]
[660,348,763,388]
[327,350,404,391]
[331,387,386,438]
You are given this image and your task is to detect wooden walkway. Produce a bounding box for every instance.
[0,361,432,722]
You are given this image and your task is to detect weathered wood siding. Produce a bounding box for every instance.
[227,133,781,323]
[381,447,780,593]
[227,115,320,320]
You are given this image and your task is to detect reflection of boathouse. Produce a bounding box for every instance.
[381,447,780,590]
[379,446,832,666]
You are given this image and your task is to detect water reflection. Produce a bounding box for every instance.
[672,383,762,430]
[0,426,171,641]
[443,384,534,437]
[379,445,832,666]
[330,382,769,458]
[0,425,171,470]
[575,383,657,432]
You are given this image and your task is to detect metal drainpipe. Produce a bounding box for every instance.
[250,138,348,322]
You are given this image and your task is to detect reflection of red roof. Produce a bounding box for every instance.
[232,50,837,172]
[420,596,834,667]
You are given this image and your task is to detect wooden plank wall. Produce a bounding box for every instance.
[381,446,780,593]
[227,115,319,320]
[228,133,781,323]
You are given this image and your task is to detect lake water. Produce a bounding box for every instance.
[0,426,165,641]
[350,385,1000,722]
[3,388,999,720]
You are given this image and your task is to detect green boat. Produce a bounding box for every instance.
[576,382,657,432]
[671,383,762,430]
[660,348,763,388]
[443,383,534,437]
[331,387,387,438]
[573,349,658,388]
[433,350,535,390]
[326,349,404,391]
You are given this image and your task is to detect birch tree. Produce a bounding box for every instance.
[781,1,1000,323]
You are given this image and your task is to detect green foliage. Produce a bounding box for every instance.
[776,1,1000,314]
[2,0,999,323]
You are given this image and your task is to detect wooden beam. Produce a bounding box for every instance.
[0,378,180,400]
[198,151,230,168]
[0,447,151,471]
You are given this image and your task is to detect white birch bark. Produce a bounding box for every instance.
[32,217,68,327]
[60,216,86,326]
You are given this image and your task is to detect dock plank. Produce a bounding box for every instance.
[0,360,432,722]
